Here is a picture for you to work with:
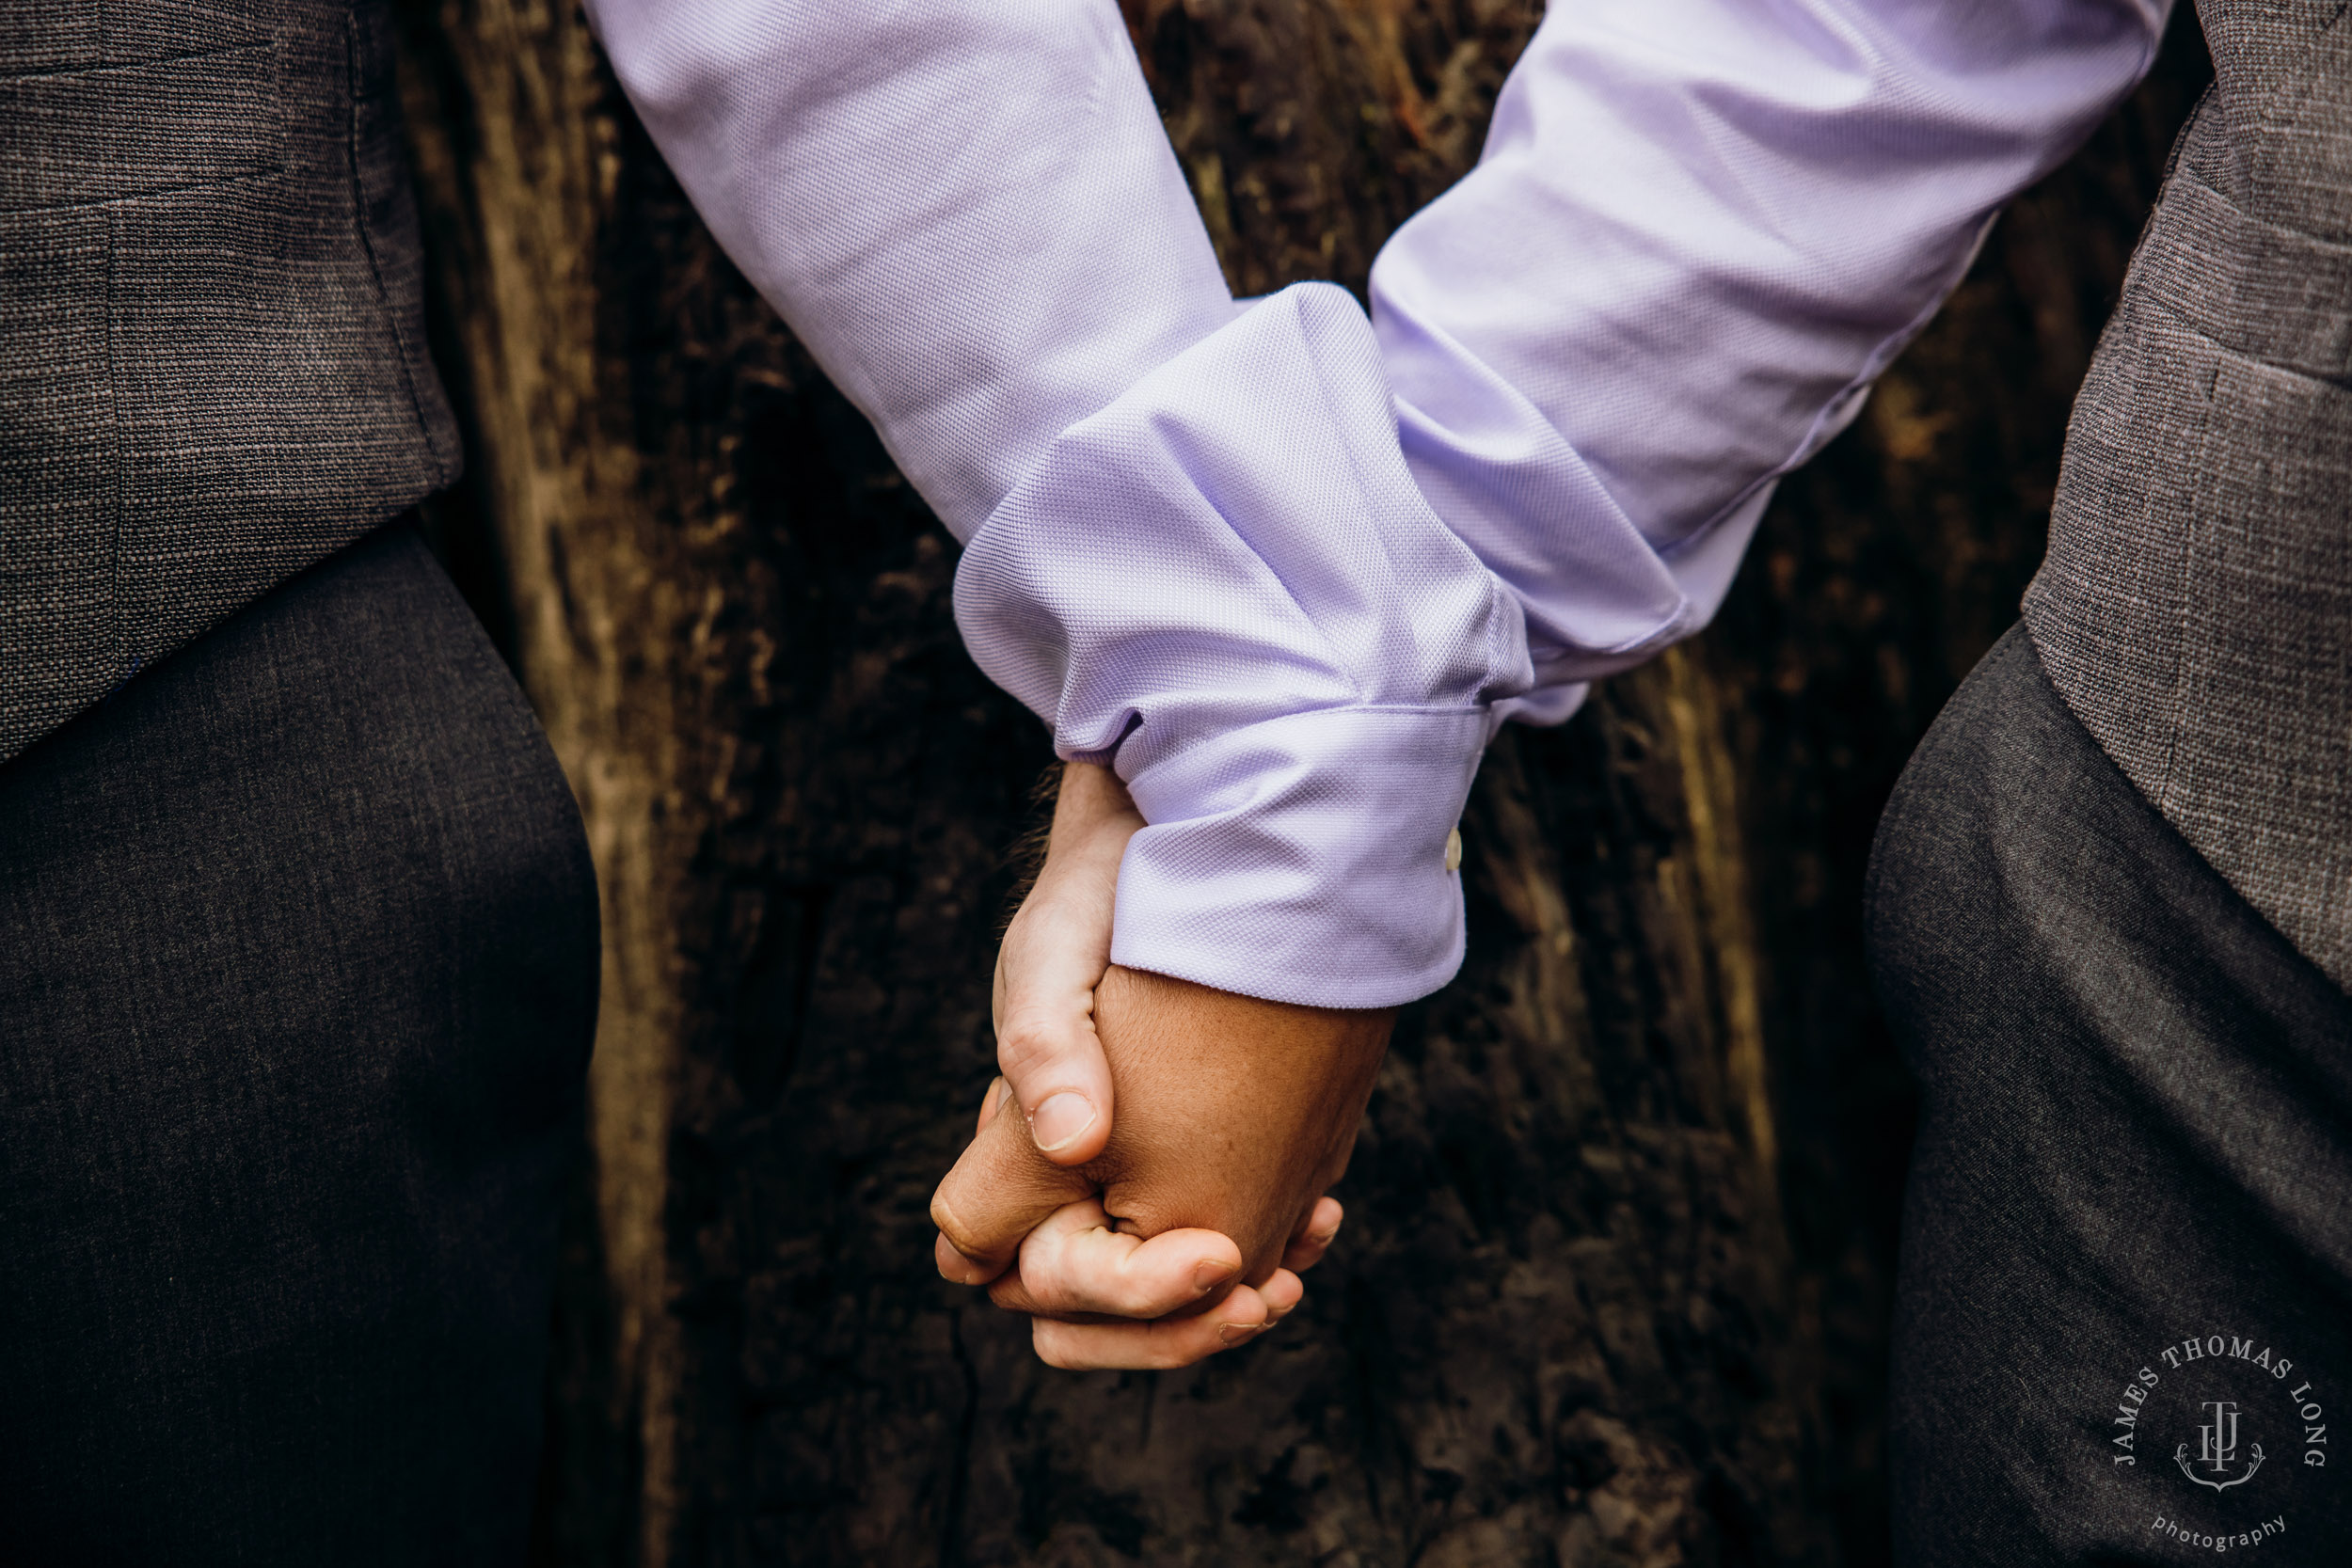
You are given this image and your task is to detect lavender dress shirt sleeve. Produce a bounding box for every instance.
[583,0,2163,1009]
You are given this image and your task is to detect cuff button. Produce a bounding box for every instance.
[1444,826,1463,873]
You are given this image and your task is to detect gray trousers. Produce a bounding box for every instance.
[0,526,598,1563]
[1871,626,2352,1564]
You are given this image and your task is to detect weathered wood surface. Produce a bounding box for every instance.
[392,3,2210,1562]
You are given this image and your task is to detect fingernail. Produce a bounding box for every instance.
[1192,1259,1238,1293]
[1218,1323,1263,1347]
[1029,1092,1098,1153]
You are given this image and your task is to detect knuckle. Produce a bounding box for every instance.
[1025,1271,1085,1318]
[1148,1339,1208,1371]
[1000,1257,1067,1316]
[928,1192,995,1265]
[993,1016,1068,1080]
[1105,1266,1177,1320]
[993,1259,1060,1312]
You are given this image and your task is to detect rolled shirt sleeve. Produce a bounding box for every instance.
[959,284,1525,1003]
[585,0,2163,1008]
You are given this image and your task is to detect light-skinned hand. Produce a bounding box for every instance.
[979,760,1140,1170]
[941,1072,1340,1369]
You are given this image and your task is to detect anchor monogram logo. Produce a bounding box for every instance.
[2175,1399,2265,1491]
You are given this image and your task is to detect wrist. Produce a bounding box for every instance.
[1050,761,1140,847]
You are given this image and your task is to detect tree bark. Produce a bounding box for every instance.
[391,3,2211,1562]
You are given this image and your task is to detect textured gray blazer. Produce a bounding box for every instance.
[2026,0,2352,990]
[0,0,457,763]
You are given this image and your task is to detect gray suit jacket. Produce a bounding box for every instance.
[2026,0,2352,990]
[0,0,457,763]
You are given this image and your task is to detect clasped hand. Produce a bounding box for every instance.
[929,763,1393,1369]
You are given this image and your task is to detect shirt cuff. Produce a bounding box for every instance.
[1110,705,1487,1009]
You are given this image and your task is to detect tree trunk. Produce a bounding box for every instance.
[390,4,2211,1562]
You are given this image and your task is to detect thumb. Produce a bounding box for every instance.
[931,1083,1094,1284]
[993,965,1116,1166]
[990,763,1136,1167]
